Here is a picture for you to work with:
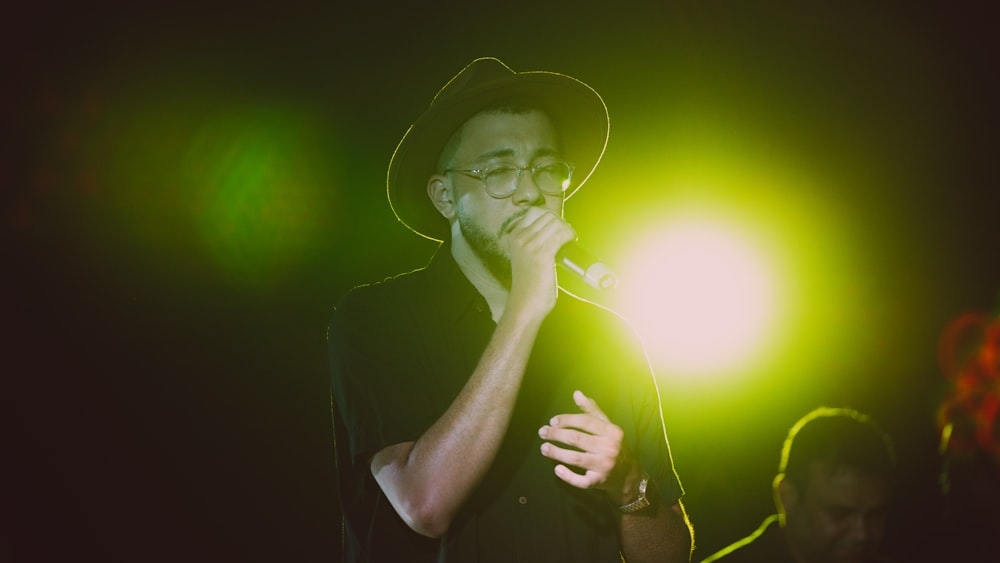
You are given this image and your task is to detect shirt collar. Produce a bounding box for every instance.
[422,241,493,324]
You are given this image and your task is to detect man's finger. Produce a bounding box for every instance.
[574,390,610,422]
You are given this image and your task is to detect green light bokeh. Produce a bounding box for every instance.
[72,78,344,292]
[181,108,335,288]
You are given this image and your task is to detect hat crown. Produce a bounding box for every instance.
[434,57,517,107]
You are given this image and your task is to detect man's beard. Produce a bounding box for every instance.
[456,208,513,288]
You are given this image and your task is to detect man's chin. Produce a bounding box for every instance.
[458,234,510,286]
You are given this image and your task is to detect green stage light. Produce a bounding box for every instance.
[583,92,884,399]
[601,166,871,395]
[614,211,783,379]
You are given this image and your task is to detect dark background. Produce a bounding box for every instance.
[4,1,998,561]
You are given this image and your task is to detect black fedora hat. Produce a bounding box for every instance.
[387,57,610,242]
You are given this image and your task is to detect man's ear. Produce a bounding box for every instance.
[774,473,798,522]
[428,175,455,220]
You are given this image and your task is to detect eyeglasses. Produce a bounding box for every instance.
[444,161,575,198]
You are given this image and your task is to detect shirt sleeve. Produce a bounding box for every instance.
[328,283,441,469]
[591,302,685,505]
[550,296,685,506]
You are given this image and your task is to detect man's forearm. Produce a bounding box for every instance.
[370,305,547,537]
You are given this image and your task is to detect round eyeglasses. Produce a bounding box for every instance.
[444,161,575,198]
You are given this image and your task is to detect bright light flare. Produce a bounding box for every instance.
[616,216,783,379]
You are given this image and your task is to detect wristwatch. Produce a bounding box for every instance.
[617,472,652,514]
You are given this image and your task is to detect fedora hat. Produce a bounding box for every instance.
[387,57,609,241]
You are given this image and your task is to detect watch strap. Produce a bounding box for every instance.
[617,472,652,514]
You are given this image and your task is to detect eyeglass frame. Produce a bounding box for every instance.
[442,161,576,199]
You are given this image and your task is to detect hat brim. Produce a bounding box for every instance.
[387,60,609,242]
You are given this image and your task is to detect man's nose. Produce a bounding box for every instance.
[511,169,544,205]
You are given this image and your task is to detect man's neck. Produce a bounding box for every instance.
[450,236,509,322]
[780,528,812,563]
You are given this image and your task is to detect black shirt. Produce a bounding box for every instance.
[329,244,684,562]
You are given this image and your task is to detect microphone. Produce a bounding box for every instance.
[557,243,618,290]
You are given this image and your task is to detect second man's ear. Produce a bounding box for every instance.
[774,474,799,515]
[428,175,456,220]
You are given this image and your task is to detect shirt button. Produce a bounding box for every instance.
[518,496,528,505]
